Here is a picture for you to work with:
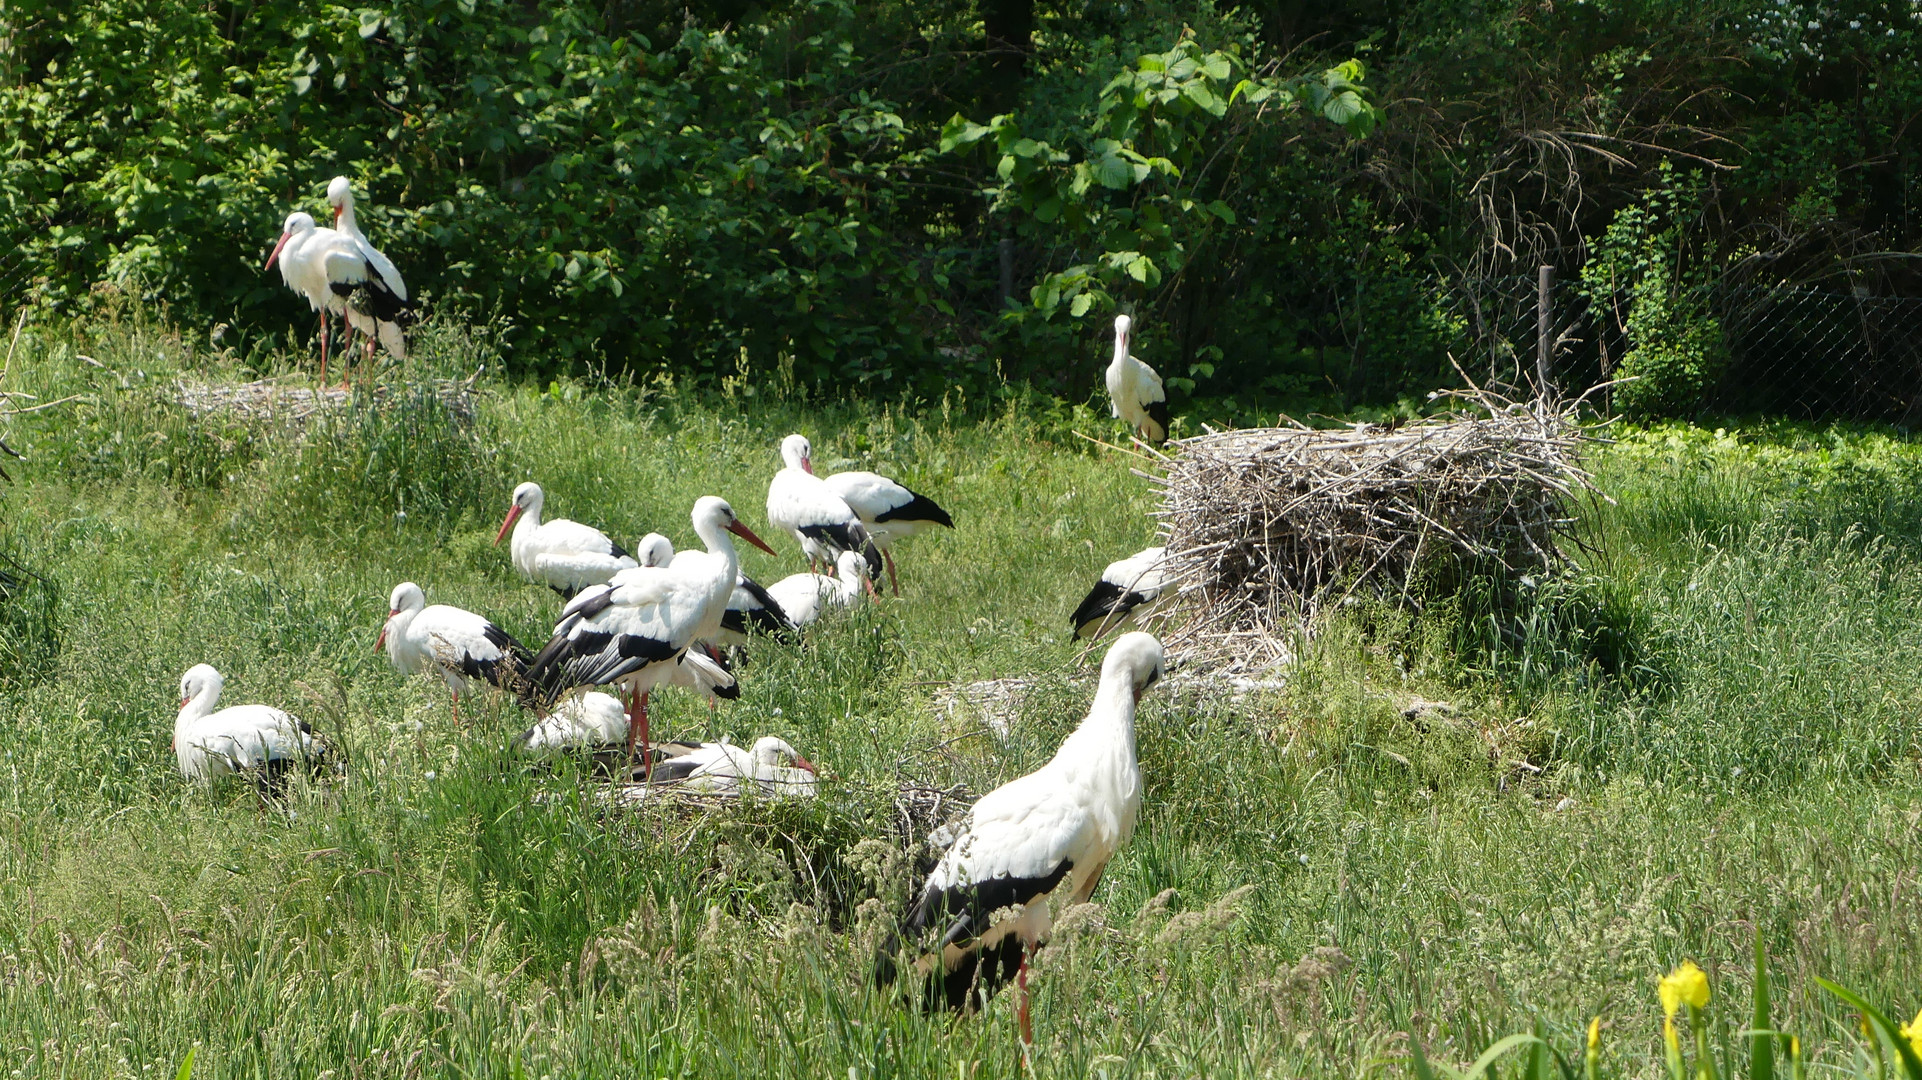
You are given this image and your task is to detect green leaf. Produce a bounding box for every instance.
[1751,930,1775,1080]
[291,75,312,95]
[357,10,384,38]
[1205,200,1236,223]
[174,1048,196,1080]
[1465,1035,1550,1080]
[1814,979,1922,1080]
[937,114,991,152]
[1126,253,1154,283]
[1183,82,1225,117]
[1033,196,1063,223]
[1200,54,1233,81]
[1089,140,1134,190]
[1069,292,1094,317]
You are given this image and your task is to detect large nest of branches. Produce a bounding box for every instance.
[1146,393,1600,672]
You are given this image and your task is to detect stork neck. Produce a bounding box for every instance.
[178,684,221,725]
[691,518,741,579]
[337,201,362,239]
[384,607,418,654]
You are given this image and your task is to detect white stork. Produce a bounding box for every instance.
[377,582,533,725]
[263,212,350,385]
[494,481,640,598]
[764,549,876,629]
[1106,314,1168,443]
[822,469,954,594]
[766,434,881,575]
[325,176,411,364]
[514,690,630,754]
[648,736,818,795]
[523,496,774,769]
[876,632,1164,1042]
[1070,546,1172,640]
[175,664,335,789]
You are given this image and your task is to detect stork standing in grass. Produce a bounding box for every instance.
[1106,314,1168,443]
[524,496,775,769]
[822,468,953,594]
[495,481,639,598]
[175,664,335,790]
[263,212,349,385]
[1070,546,1172,640]
[877,632,1164,1043]
[378,582,533,726]
[766,434,881,575]
[325,176,412,366]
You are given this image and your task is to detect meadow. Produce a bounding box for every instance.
[0,312,1918,1079]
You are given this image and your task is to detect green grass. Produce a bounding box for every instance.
[0,312,1919,1078]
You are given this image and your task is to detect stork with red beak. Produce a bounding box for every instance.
[523,496,776,770]
[495,481,639,599]
[377,582,532,726]
[765,434,881,575]
[324,176,411,365]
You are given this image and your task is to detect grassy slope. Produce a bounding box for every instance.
[0,316,1918,1078]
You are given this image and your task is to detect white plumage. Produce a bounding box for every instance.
[1070,546,1172,640]
[718,574,796,647]
[878,632,1164,1034]
[514,690,630,754]
[766,434,879,573]
[174,664,331,785]
[378,581,531,724]
[263,212,356,384]
[764,550,874,629]
[648,736,818,796]
[525,496,775,764]
[822,469,954,594]
[325,176,409,361]
[495,481,639,598]
[1105,314,1168,443]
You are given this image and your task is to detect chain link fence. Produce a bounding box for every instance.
[1435,273,1922,424]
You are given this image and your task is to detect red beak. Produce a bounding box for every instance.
[333,206,343,225]
[376,611,395,651]
[494,504,524,545]
[727,520,778,556]
[264,232,291,271]
[179,697,190,709]
[801,456,814,475]
[792,756,817,775]
[862,576,880,600]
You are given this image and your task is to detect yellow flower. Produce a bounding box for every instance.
[1588,1017,1601,1052]
[1901,1008,1922,1060]
[1660,961,1711,1019]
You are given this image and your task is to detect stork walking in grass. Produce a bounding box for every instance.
[324,176,411,366]
[877,632,1164,1044]
[822,468,953,594]
[175,664,334,791]
[377,582,533,726]
[495,481,639,598]
[1070,546,1172,640]
[523,496,775,771]
[1106,314,1168,443]
[766,434,881,575]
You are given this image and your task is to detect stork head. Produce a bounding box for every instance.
[636,532,675,568]
[495,481,544,545]
[264,212,316,271]
[1102,631,1164,704]
[1113,313,1133,358]
[780,433,812,474]
[379,581,424,650]
[178,663,224,710]
[326,176,354,224]
[692,495,777,556]
[752,736,815,774]
[836,549,877,598]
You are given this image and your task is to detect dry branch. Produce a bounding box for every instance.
[1149,390,1600,671]
[174,374,478,423]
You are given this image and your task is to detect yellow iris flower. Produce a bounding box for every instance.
[1901,1007,1922,1060]
[1660,961,1711,1019]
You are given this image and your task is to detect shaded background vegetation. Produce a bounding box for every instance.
[5,0,1919,414]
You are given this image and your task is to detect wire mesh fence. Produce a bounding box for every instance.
[1433,273,1922,425]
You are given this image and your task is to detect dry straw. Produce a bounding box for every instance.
[1136,389,1603,672]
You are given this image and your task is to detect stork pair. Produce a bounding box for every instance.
[264,177,411,386]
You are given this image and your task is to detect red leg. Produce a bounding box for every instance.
[636,691,652,780]
[1016,942,1034,1046]
[318,316,330,387]
[622,685,640,761]
[450,688,461,728]
[884,549,900,596]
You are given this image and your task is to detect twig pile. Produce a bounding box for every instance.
[174,373,478,423]
[1146,392,1599,671]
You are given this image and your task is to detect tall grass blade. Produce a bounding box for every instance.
[1751,929,1775,1080]
[1463,1034,1545,1080]
[173,1047,196,1080]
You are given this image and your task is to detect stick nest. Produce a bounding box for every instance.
[174,374,477,423]
[1145,392,1601,672]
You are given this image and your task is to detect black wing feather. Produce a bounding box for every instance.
[877,861,1075,1012]
[1070,580,1143,638]
[873,488,954,529]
